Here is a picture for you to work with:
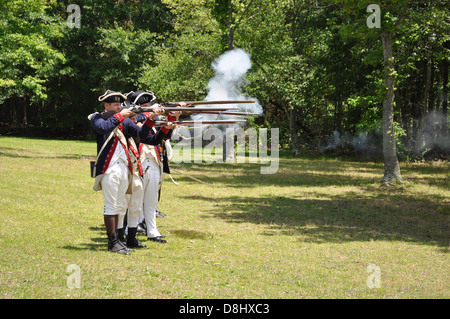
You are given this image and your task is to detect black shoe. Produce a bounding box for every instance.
[148,236,167,243]
[128,238,146,248]
[156,210,166,218]
[137,222,146,233]
[108,231,130,255]
[127,228,146,248]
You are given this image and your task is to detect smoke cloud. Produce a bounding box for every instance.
[318,110,449,159]
[171,49,277,169]
[414,110,450,156]
[319,131,378,154]
[192,48,262,123]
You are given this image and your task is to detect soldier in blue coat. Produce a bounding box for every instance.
[89,90,172,254]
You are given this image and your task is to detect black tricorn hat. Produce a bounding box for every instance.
[127,90,156,105]
[135,113,147,123]
[98,90,127,103]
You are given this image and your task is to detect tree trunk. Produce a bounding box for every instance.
[442,44,448,140]
[424,54,433,112]
[225,0,234,50]
[23,98,28,126]
[289,110,301,155]
[270,98,301,155]
[381,31,403,183]
[285,106,301,155]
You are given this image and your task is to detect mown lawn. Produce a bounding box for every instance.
[0,136,448,299]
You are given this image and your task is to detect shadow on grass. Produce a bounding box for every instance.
[180,191,449,252]
[171,160,449,192]
[62,226,107,251]
[0,149,87,160]
[0,146,91,160]
[171,229,212,240]
[171,163,380,188]
[172,159,448,251]
[61,226,210,251]
[62,242,106,251]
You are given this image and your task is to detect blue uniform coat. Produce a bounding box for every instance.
[91,112,168,177]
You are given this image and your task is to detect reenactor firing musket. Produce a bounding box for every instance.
[100,91,259,124]
[91,90,260,255]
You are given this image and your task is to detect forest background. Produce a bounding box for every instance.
[0,0,448,171]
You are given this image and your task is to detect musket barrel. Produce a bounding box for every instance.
[129,106,240,113]
[122,99,259,116]
[199,111,260,116]
[154,119,247,126]
[163,100,256,106]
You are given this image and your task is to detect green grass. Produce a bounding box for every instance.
[0,136,448,298]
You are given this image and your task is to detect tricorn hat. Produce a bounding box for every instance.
[98,90,127,103]
[127,90,157,105]
[135,113,147,123]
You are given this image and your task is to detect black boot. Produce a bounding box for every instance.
[117,228,125,243]
[108,231,130,255]
[118,228,135,252]
[127,227,146,248]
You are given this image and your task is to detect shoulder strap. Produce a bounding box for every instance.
[92,128,117,177]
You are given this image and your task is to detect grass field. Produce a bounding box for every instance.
[0,136,448,299]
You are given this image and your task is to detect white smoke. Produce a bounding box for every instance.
[319,110,449,159]
[184,48,263,162]
[192,48,262,123]
[414,110,450,156]
[319,130,376,154]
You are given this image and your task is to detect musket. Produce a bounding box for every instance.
[101,100,259,119]
[199,111,260,116]
[154,119,247,126]
[160,100,256,107]
[128,106,240,114]
[101,107,241,119]
[125,99,256,114]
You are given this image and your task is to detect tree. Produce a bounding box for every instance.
[0,0,66,125]
[328,0,406,182]
[232,0,326,154]
[45,0,172,129]
[380,31,403,182]
[137,0,222,100]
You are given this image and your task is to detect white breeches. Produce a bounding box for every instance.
[141,158,162,237]
[101,161,129,216]
[118,174,144,229]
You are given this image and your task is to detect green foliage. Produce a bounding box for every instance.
[0,0,448,160]
[137,0,223,100]
[137,32,221,101]
[0,0,66,103]
[97,25,157,91]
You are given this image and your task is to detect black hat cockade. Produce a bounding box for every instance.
[98,90,127,103]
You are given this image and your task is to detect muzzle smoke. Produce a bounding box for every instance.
[192,48,262,124]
